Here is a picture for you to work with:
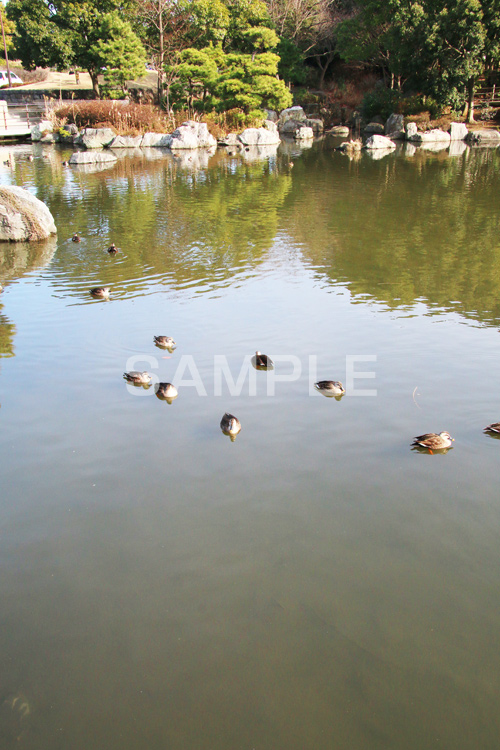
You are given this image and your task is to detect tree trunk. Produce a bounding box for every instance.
[157,0,164,103]
[465,77,475,124]
[89,70,100,98]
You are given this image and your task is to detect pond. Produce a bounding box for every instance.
[1,137,500,750]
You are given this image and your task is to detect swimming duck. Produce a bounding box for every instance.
[62,161,69,166]
[107,243,118,254]
[484,423,500,434]
[27,155,34,162]
[90,286,110,298]
[254,351,273,368]
[411,432,454,452]
[220,413,241,438]
[123,371,152,385]
[154,336,176,349]
[156,382,178,400]
[72,234,81,242]
[314,380,346,396]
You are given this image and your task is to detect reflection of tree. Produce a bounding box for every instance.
[0,312,15,358]
[47,151,292,292]
[0,236,57,360]
[281,146,500,324]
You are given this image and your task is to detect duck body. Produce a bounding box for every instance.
[254,351,273,368]
[90,286,110,298]
[220,413,241,437]
[411,432,454,450]
[72,234,81,242]
[156,382,178,399]
[315,380,346,396]
[123,371,152,385]
[484,423,500,434]
[107,243,118,254]
[154,336,176,348]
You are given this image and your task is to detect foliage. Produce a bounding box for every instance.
[276,37,307,84]
[6,0,143,97]
[54,100,172,133]
[0,5,16,51]
[169,43,292,116]
[95,14,147,95]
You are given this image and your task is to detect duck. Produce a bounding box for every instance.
[254,350,273,368]
[72,233,81,242]
[220,413,241,438]
[27,154,34,162]
[411,432,454,452]
[314,380,346,396]
[484,423,500,434]
[156,382,178,400]
[107,243,118,254]
[62,161,69,166]
[90,286,110,298]
[154,335,176,349]
[123,371,152,385]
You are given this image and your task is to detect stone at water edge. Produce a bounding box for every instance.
[364,134,396,150]
[406,122,418,139]
[408,129,451,145]
[295,126,314,140]
[0,186,57,242]
[449,122,468,141]
[466,129,500,145]
[169,121,217,149]
[238,127,280,146]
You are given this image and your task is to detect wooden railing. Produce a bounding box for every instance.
[0,103,47,135]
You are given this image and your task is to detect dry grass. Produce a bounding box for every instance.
[10,66,50,84]
[54,101,173,134]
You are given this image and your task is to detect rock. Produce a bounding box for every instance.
[170,121,216,149]
[263,119,278,134]
[466,129,500,145]
[404,143,417,158]
[264,109,278,122]
[365,122,385,135]
[278,106,307,127]
[31,120,53,142]
[305,118,324,134]
[385,113,404,135]
[109,135,144,148]
[364,134,396,149]
[280,119,304,135]
[238,127,280,146]
[141,132,172,148]
[405,122,418,139]
[295,126,314,140]
[327,126,350,137]
[171,147,216,169]
[0,186,57,242]
[69,151,118,165]
[77,127,116,149]
[408,129,451,145]
[449,122,468,140]
[218,133,240,147]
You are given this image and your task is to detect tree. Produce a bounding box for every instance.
[6,0,144,97]
[95,14,147,96]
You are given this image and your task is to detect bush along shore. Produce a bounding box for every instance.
[31,103,500,155]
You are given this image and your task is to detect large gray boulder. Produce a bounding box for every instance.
[365,134,396,149]
[327,126,350,137]
[279,119,304,135]
[278,106,307,129]
[238,126,280,146]
[170,121,216,149]
[449,122,468,141]
[31,120,56,143]
[385,113,405,138]
[409,129,451,145]
[109,135,144,148]
[141,132,172,148]
[365,122,385,135]
[305,118,324,134]
[466,129,500,145]
[0,186,57,242]
[405,122,418,139]
[69,151,118,164]
[295,126,314,140]
[76,127,116,149]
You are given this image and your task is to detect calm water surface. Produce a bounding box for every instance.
[1,139,500,749]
